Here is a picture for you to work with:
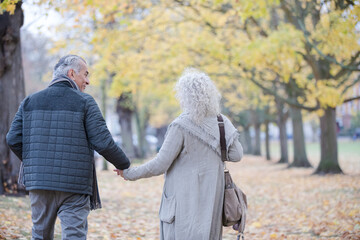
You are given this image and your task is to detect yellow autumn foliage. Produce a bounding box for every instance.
[0,0,18,14]
[22,0,360,125]
[315,81,345,108]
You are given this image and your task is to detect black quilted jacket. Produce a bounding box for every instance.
[6,81,130,195]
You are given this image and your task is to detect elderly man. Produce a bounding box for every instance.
[6,55,130,239]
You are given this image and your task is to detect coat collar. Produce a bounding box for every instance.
[171,113,239,158]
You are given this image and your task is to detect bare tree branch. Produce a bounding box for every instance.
[335,0,355,10]
[174,0,218,35]
[334,51,360,79]
[337,71,352,89]
[342,73,360,94]
[247,73,319,111]
[249,17,268,37]
[280,0,302,29]
[343,96,360,103]
[243,18,253,40]
[213,69,319,111]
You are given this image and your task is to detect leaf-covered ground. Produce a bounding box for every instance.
[0,155,359,240]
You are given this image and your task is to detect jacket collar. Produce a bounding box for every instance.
[48,74,80,91]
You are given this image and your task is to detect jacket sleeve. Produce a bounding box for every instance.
[123,124,184,181]
[84,95,130,170]
[6,101,24,161]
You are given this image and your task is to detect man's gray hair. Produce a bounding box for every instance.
[53,55,86,78]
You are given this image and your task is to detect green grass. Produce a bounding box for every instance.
[261,138,360,174]
[262,138,360,159]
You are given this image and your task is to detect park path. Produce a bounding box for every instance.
[1,155,359,239]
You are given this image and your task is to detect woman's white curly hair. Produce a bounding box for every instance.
[175,68,221,124]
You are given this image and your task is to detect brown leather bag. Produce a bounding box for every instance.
[217,115,247,240]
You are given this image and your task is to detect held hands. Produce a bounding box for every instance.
[113,169,126,180]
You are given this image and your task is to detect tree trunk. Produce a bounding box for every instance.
[315,107,342,174]
[242,126,252,154]
[276,99,289,164]
[134,108,149,159]
[0,2,25,194]
[155,126,168,152]
[310,120,319,142]
[253,124,261,156]
[116,94,136,158]
[289,106,312,168]
[100,78,108,170]
[265,121,271,160]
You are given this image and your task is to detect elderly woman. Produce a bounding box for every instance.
[116,68,243,240]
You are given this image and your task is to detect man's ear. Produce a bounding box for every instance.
[67,69,75,80]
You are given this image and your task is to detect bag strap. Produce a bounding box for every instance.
[218,114,245,240]
[217,114,227,162]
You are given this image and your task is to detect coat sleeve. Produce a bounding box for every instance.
[123,124,184,181]
[228,139,243,162]
[6,100,24,161]
[84,95,130,170]
[223,115,243,162]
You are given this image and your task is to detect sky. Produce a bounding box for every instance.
[22,0,62,37]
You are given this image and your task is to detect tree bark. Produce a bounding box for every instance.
[315,107,343,174]
[134,108,149,159]
[155,125,168,152]
[116,94,136,158]
[253,124,261,156]
[310,119,319,142]
[250,110,262,156]
[242,126,252,154]
[276,99,289,164]
[289,106,312,168]
[265,120,271,160]
[100,78,108,170]
[0,1,25,194]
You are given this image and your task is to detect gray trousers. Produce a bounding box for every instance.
[29,190,90,240]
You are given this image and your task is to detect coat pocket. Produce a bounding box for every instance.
[159,194,176,224]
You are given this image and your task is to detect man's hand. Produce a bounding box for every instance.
[113,169,125,179]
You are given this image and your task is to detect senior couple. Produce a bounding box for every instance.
[7,55,243,240]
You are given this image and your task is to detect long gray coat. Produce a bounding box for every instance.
[123,114,243,240]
